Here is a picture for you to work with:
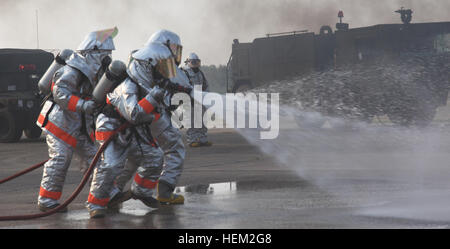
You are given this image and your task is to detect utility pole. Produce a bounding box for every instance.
[35,9,39,49]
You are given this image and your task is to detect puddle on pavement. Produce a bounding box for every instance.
[13,178,450,228]
[64,179,308,220]
[177,181,237,195]
[177,179,309,195]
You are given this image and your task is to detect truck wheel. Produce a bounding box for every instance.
[24,125,42,139]
[0,111,23,143]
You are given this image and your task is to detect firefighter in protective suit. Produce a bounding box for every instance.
[113,30,190,205]
[182,52,211,147]
[86,42,177,218]
[36,28,118,212]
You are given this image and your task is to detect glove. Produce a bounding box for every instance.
[81,100,96,115]
[148,87,165,103]
[140,113,155,124]
[164,80,193,94]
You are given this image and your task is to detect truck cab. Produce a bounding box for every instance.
[0,49,54,142]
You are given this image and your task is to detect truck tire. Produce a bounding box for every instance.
[24,124,42,139]
[0,111,23,143]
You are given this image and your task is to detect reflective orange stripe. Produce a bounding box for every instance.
[50,81,55,92]
[95,130,114,141]
[67,95,80,112]
[39,186,62,200]
[154,113,161,122]
[37,113,45,125]
[37,114,78,148]
[134,174,157,189]
[138,98,154,114]
[87,193,109,207]
[106,96,111,105]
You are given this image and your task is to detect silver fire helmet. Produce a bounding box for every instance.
[186,52,201,68]
[187,52,199,60]
[146,29,182,65]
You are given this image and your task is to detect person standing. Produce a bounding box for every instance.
[86,42,178,218]
[36,28,117,212]
[182,52,212,147]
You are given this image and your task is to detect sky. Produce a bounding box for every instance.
[0,0,448,65]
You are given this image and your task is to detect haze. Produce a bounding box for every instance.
[0,0,448,65]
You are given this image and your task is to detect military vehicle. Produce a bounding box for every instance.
[0,49,54,142]
[226,8,450,126]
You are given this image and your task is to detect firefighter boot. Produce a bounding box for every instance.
[189,142,201,147]
[89,208,107,219]
[107,190,133,211]
[38,203,68,213]
[156,180,184,205]
[132,193,161,208]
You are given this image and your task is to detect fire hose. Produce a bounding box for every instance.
[0,160,48,185]
[0,123,130,221]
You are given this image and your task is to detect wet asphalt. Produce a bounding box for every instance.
[2,123,450,229]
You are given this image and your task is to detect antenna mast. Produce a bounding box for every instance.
[35,9,39,49]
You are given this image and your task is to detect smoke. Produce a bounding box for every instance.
[0,0,448,65]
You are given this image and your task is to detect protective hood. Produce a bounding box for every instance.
[131,43,177,79]
[187,52,199,60]
[132,43,172,65]
[66,50,111,85]
[185,52,201,69]
[145,29,181,47]
[76,27,118,51]
[126,57,153,92]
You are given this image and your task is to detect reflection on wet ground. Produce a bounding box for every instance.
[5,126,450,229]
[4,176,450,229]
[3,178,314,229]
